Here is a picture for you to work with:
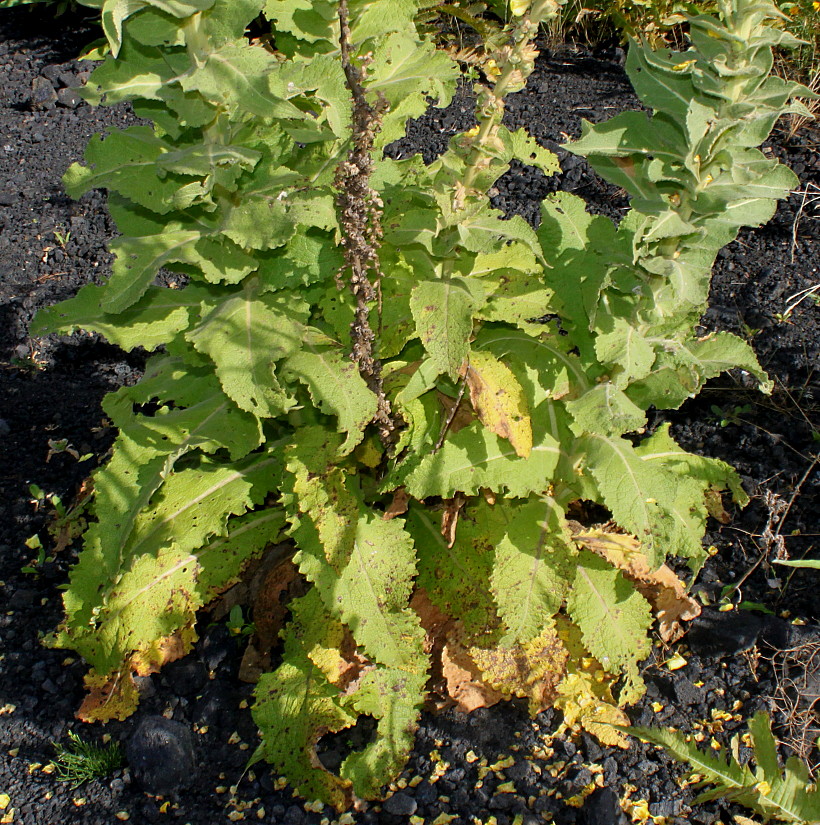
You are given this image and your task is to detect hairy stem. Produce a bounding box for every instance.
[334,0,399,449]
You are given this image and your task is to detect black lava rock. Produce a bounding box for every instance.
[579,787,628,825]
[382,791,418,816]
[126,715,196,796]
[163,657,208,696]
[30,76,57,109]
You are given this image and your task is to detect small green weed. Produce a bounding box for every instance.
[710,403,753,427]
[225,604,255,638]
[50,731,124,789]
[52,228,71,249]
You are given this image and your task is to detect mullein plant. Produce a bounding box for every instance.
[33,0,815,808]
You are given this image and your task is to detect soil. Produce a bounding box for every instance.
[1,8,819,825]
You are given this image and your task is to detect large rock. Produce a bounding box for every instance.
[126,716,196,796]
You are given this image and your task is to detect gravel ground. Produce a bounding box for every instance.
[1,8,819,825]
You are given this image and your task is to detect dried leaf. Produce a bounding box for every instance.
[77,670,141,723]
[704,488,731,524]
[78,624,197,722]
[441,636,505,712]
[440,493,467,548]
[383,488,410,520]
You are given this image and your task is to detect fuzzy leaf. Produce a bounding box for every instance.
[390,404,562,500]
[55,450,282,675]
[104,356,263,461]
[285,430,426,673]
[104,231,258,313]
[409,500,508,637]
[567,550,652,700]
[410,278,476,380]
[594,318,656,389]
[187,284,303,418]
[340,666,427,799]
[366,31,456,110]
[572,527,700,643]
[253,646,357,811]
[579,433,680,568]
[566,383,647,437]
[464,349,532,458]
[30,284,199,352]
[491,498,576,644]
[63,126,183,212]
[283,342,377,455]
[469,623,570,714]
[179,41,306,120]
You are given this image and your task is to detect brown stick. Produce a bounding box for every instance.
[334,0,399,449]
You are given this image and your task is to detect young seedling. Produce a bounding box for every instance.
[50,731,124,789]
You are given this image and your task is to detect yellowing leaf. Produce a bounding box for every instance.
[555,671,630,748]
[77,669,142,723]
[463,350,533,458]
[469,623,569,713]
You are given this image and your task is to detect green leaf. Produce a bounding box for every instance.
[340,665,426,800]
[285,429,426,672]
[390,402,563,499]
[221,196,298,251]
[594,318,656,389]
[104,355,263,461]
[635,422,748,507]
[366,31,456,111]
[491,497,576,644]
[629,712,820,824]
[253,643,356,811]
[104,230,258,313]
[64,127,185,213]
[57,448,282,673]
[283,341,377,454]
[187,283,303,418]
[566,383,647,437]
[409,499,508,636]
[505,127,561,177]
[578,433,680,568]
[100,0,215,57]
[259,228,343,291]
[567,549,652,700]
[179,41,307,120]
[410,278,476,380]
[31,284,197,352]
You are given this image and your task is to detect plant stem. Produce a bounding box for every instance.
[334,0,400,449]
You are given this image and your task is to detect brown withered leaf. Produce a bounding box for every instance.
[240,555,302,683]
[131,623,198,677]
[78,624,198,723]
[571,526,700,643]
[77,669,141,723]
[440,492,467,548]
[383,487,410,520]
[411,589,500,711]
[411,589,565,714]
[441,636,505,712]
[461,350,532,458]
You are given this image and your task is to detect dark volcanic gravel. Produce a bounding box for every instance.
[1,8,819,825]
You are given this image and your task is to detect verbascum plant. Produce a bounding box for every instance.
[33,0,815,809]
